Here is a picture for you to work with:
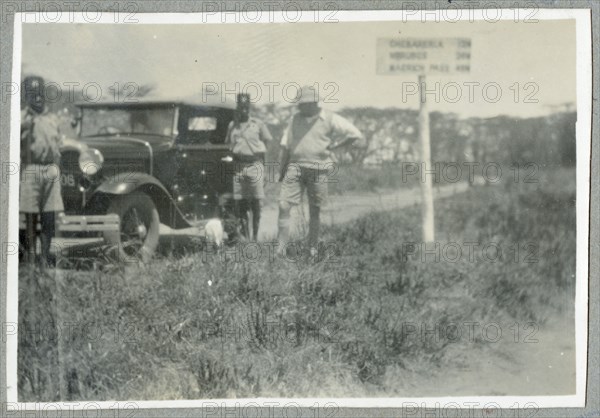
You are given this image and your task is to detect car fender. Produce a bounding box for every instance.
[60,137,87,153]
[91,172,189,228]
[94,172,165,195]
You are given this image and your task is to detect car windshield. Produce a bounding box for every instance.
[80,107,175,137]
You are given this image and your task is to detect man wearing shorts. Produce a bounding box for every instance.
[277,85,365,255]
[19,75,64,265]
[226,93,273,240]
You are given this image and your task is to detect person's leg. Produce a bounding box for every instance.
[305,167,328,254]
[308,205,321,250]
[19,223,26,263]
[232,168,248,240]
[241,199,250,238]
[277,200,292,254]
[249,162,265,241]
[40,211,56,266]
[250,199,262,241]
[19,167,41,264]
[235,199,250,239]
[22,213,37,263]
[39,166,64,266]
[277,164,302,254]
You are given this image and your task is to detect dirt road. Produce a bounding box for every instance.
[257,182,470,240]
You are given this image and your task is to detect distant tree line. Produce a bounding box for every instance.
[30,76,576,168]
[256,104,576,168]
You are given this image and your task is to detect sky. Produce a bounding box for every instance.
[21,18,576,118]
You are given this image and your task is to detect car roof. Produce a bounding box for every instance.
[76,93,237,109]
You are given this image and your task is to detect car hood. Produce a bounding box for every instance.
[79,135,171,157]
[60,135,172,176]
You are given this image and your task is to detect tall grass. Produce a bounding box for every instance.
[17,168,576,401]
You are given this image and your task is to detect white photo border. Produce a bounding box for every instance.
[4,6,592,411]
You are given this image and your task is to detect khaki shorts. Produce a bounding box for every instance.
[19,164,64,213]
[233,161,265,200]
[279,164,328,207]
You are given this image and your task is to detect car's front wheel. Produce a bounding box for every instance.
[104,192,160,262]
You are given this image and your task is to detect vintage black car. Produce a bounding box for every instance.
[58,95,238,260]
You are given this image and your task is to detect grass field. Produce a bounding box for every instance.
[17,167,576,401]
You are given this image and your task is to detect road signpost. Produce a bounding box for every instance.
[376,37,471,242]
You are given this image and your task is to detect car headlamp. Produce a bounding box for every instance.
[79,148,104,176]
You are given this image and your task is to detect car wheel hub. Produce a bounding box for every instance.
[136,224,147,239]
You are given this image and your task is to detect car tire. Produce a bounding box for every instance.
[104,192,160,263]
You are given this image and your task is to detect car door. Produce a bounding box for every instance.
[172,105,235,222]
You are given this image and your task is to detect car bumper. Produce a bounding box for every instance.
[56,213,120,233]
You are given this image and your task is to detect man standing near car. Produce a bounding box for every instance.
[226,93,273,240]
[277,85,365,256]
[19,75,64,266]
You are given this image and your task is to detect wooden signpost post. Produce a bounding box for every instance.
[376,37,471,242]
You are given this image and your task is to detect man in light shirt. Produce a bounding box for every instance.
[226,93,273,240]
[277,85,366,256]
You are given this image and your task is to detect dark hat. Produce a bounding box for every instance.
[22,75,45,96]
[237,93,250,107]
[22,75,45,112]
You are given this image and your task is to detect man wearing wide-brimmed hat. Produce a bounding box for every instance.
[277,85,365,256]
[19,75,64,265]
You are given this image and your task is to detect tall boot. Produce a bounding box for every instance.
[235,199,250,240]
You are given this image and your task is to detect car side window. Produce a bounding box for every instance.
[188,116,217,131]
[177,107,233,145]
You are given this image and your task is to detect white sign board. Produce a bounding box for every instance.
[376,38,471,75]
